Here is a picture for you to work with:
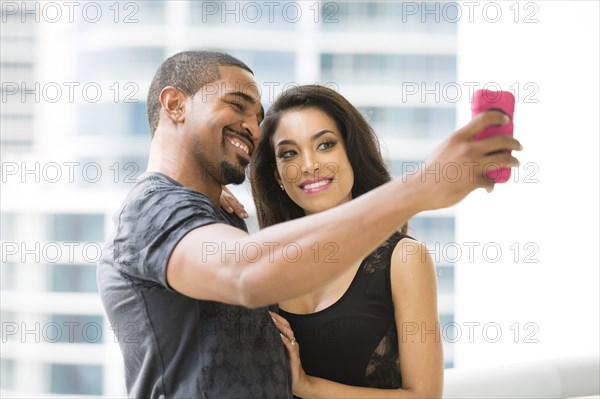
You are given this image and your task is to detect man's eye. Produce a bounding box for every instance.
[231,102,244,111]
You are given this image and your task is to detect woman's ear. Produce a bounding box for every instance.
[159,86,186,125]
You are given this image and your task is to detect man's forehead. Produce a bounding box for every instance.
[217,66,261,101]
[221,83,261,101]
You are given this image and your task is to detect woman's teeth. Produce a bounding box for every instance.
[303,179,330,190]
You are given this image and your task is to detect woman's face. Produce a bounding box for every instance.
[272,107,354,215]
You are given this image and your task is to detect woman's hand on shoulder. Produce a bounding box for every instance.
[220,185,248,219]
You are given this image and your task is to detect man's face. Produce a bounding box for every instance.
[184,66,263,185]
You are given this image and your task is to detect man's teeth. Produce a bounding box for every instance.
[303,180,331,190]
[229,138,249,155]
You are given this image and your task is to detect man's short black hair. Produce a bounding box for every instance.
[146,51,253,137]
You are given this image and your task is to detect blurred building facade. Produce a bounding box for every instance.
[1,1,459,395]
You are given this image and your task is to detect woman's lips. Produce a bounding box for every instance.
[299,177,333,193]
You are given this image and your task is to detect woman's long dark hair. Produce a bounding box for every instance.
[250,85,407,234]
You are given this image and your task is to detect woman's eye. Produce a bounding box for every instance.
[278,150,296,159]
[317,140,336,150]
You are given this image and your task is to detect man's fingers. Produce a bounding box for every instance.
[474,134,522,155]
[456,110,510,140]
[484,153,520,169]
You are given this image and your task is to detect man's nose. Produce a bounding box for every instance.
[241,118,259,143]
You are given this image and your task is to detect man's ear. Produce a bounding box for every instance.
[159,86,186,125]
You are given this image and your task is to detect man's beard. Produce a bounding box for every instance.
[221,156,248,185]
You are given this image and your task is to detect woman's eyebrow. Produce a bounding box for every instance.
[311,130,334,141]
[275,130,334,148]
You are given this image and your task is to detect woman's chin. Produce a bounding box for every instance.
[300,203,335,216]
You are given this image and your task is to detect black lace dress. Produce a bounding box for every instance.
[278,232,408,397]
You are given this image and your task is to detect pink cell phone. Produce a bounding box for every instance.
[471,89,515,183]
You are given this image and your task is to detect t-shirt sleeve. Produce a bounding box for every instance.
[111,181,220,289]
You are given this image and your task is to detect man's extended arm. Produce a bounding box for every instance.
[167,111,521,307]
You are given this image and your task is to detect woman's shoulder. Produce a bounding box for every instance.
[389,235,435,280]
[392,234,426,254]
[382,231,423,258]
[362,232,416,273]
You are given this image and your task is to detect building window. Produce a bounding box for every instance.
[77,47,164,81]
[76,1,165,31]
[189,1,296,30]
[52,264,98,293]
[437,265,455,296]
[50,364,103,395]
[1,212,16,240]
[1,262,17,290]
[439,314,455,368]
[77,102,151,137]
[0,358,15,389]
[407,217,455,252]
[321,54,456,85]
[361,107,456,140]
[322,1,458,33]
[387,159,424,179]
[50,213,105,242]
[50,315,104,344]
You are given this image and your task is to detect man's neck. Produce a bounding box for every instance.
[146,134,222,207]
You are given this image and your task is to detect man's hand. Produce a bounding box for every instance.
[407,110,522,210]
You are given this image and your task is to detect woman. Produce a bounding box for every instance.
[251,85,443,398]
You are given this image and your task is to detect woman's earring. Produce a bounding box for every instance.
[279,184,285,191]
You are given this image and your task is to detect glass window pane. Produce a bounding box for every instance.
[52,264,98,293]
[1,262,17,290]
[76,1,165,31]
[437,265,454,295]
[77,102,150,137]
[439,314,455,368]
[1,358,15,389]
[1,212,16,240]
[387,159,424,179]
[190,1,296,30]
[50,315,104,344]
[50,364,103,395]
[361,107,456,140]
[50,214,105,242]
[322,1,458,33]
[78,48,164,81]
[407,217,455,250]
[320,54,456,85]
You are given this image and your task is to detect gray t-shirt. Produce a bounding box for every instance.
[97,172,292,398]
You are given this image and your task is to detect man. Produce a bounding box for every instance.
[97,51,521,398]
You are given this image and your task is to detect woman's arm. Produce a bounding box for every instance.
[271,239,443,399]
[390,238,443,398]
